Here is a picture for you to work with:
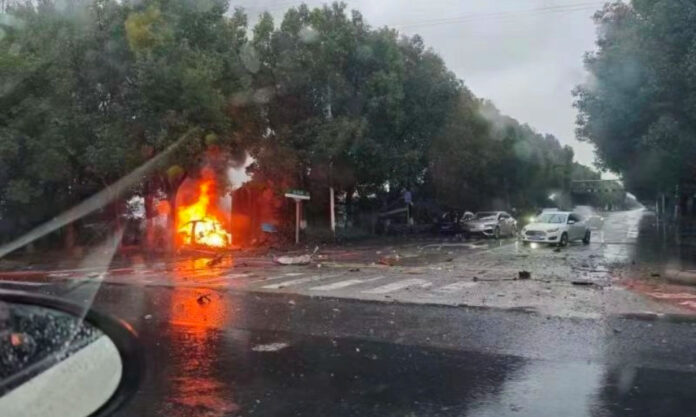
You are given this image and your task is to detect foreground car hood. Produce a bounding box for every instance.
[525,223,565,231]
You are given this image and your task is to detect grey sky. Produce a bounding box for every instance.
[233,0,605,174]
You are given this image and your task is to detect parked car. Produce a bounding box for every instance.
[463,211,517,239]
[436,211,474,235]
[521,211,591,246]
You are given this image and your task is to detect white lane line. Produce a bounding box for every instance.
[261,274,340,289]
[434,281,478,293]
[362,278,431,294]
[261,272,305,282]
[310,276,384,291]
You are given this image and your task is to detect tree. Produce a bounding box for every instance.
[574,0,696,199]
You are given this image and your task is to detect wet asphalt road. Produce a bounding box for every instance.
[4,209,696,416]
[91,286,696,417]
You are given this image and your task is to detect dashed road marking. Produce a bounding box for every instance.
[310,276,384,291]
[434,281,478,293]
[361,278,431,294]
[261,274,340,289]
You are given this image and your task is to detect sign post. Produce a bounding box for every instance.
[284,190,310,244]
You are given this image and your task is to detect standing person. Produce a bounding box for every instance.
[403,188,413,225]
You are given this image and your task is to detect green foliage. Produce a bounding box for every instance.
[0,0,595,241]
[575,0,696,198]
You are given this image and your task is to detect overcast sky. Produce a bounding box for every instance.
[233,0,607,175]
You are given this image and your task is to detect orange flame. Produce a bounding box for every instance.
[175,177,231,249]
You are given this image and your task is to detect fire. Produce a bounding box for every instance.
[175,177,231,249]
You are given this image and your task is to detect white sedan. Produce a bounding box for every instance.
[521,211,591,246]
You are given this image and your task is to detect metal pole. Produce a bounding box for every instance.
[330,187,336,235]
[295,199,300,244]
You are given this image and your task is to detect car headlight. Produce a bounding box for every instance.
[547,228,559,233]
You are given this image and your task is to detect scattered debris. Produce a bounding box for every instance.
[274,254,312,265]
[10,333,23,347]
[472,276,479,282]
[612,328,622,334]
[207,254,224,267]
[197,294,212,305]
[288,300,296,306]
[251,342,290,352]
[518,271,531,280]
[144,314,153,320]
[650,272,661,278]
[571,280,597,287]
[349,268,360,272]
[553,247,561,252]
[446,258,454,262]
[378,255,400,266]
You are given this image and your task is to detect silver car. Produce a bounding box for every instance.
[463,211,517,239]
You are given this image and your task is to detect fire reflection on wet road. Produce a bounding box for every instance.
[160,268,239,416]
[102,283,696,417]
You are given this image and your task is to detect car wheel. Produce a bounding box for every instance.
[582,230,591,245]
[559,232,568,247]
[494,227,500,239]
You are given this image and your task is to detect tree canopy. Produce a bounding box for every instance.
[574,0,696,199]
[0,0,597,243]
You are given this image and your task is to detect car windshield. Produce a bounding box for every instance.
[535,213,567,224]
[2,0,695,416]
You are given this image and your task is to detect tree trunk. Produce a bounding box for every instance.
[345,187,355,230]
[64,222,75,250]
[144,183,155,250]
[167,188,177,253]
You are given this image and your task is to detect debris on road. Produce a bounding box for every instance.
[571,280,599,287]
[378,255,400,266]
[144,314,153,320]
[518,271,531,280]
[197,294,212,305]
[274,254,312,265]
[349,268,360,272]
[251,342,289,352]
[207,254,225,267]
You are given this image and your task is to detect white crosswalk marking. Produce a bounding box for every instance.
[627,226,639,239]
[361,278,431,294]
[261,272,306,282]
[434,281,478,293]
[261,274,340,289]
[310,276,384,291]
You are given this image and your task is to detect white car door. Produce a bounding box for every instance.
[567,214,582,240]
